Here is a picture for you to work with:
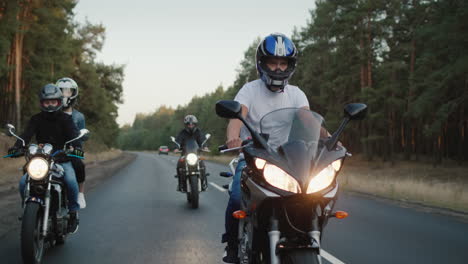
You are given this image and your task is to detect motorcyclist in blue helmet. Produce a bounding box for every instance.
[221,33,307,263]
[256,32,298,92]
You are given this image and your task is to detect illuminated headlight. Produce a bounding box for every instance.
[263,164,301,193]
[27,158,49,180]
[306,159,342,194]
[186,153,198,166]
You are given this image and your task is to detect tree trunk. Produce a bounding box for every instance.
[14,32,23,130]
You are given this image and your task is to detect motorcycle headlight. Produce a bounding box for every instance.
[27,158,49,180]
[306,159,342,194]
[186,153,198,166]
[263,164,301,193]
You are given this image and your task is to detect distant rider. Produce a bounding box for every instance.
[174,115,209,192]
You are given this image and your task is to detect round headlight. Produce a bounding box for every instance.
[186,153,198,166]
[27,158,49,180]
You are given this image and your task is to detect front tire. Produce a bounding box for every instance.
[280,249,320,264]
[21,203,45,264]
[189,175,199,209]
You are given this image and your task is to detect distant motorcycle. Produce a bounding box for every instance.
[216,100,367,264]
[3,124,89,264]
[171,134,211,209]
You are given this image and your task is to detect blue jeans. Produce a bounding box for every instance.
[222,158,246,246]
[19,161,80,212]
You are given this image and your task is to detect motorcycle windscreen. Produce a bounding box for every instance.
[184,137,200,154]
[259,108,325,161]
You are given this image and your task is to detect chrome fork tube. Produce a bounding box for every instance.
[309,206,323,264]
[42,175,52,237]
[268,217,281,264]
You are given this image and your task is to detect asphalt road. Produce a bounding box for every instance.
[1,152,467,263]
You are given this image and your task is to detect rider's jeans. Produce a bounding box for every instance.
[19,161,80,212]
[222,158,246,246]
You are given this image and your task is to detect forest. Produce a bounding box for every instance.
[118,0,468,165]
[1,1,466,164]
[0,0,124,148]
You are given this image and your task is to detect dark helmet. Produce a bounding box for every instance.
[184,115,198,133]
[39,84,64,112]
[256,33,298,92]
[56,77,79,108]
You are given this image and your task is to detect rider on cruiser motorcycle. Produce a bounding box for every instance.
[8,84,83,233]
[56,77,87,209]
[222,33,311,263]
[174,115,209,191]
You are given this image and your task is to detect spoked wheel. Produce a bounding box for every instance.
[21,203,45,264]
[189,175,199,209]
[280,249,320,264]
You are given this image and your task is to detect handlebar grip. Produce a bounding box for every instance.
[218,145,228,151]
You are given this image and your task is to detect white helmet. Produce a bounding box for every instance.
[56,77,79,107]
[184,115,198,133]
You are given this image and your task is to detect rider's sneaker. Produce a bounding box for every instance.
[68,211,79,234]
[222,246,239,263]
[78,192,86,209]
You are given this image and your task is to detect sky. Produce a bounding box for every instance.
[74,0,316,126]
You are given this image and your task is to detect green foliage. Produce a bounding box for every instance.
[0,0,124,148]
[117,0,467,163]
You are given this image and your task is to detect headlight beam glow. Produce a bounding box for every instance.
[27,158,49,180]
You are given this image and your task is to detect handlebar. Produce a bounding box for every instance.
[218,139,252,152]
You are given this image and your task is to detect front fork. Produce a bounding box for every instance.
[184,162,203,192]
[268,204,324,264]
[24,177,52,238]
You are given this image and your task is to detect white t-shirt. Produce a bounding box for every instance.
[234,79,309,146]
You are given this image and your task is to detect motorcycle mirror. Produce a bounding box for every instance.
[170,136,180,148]
[215,100,241,119]
[5,124,15,137]
[79,128,91,141]
[6,123,25,146]
[65,128,91,147]
[79,129,90,138]
[344,103,367,121]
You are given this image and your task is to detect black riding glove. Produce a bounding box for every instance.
[7,146,22,157]
[70,147,84,158]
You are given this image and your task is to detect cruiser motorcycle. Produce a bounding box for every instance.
[171,134,211,208]
[216,100,367,264]
[3,124,89,264]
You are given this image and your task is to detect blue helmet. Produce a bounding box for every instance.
[256,33,298,91]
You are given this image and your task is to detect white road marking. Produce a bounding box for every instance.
[209,182,227,192]
[210,181,346,264]
[321,250,346,264]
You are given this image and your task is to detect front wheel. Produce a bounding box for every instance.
[189,175,199,209]
[21,202,45,264]
[280,249,320,264]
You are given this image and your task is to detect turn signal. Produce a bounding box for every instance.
[232,210,247,219]
[334,211,348,219]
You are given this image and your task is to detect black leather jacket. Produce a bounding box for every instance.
[14,111,81,151]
